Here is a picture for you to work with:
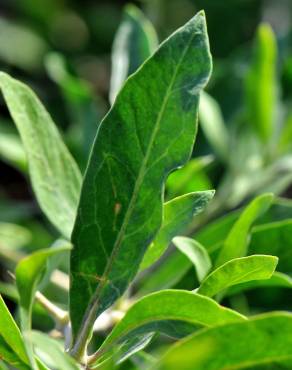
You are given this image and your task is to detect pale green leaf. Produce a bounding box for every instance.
[156,313,292,370]
[173,237,211,282]
[91,290,245,367]
[197,255,278,297]
[70,11,212,353]
[0,72,82,239]
[199,91,229,161]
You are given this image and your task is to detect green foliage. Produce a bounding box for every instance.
[69,11,212,357]
[0,4,291,370]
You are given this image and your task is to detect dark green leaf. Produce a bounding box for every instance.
[70,11,212,353]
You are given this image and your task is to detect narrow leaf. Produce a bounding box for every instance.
[173,237,211,282]
[199,91,229,161]
[141,191,214,270]
[109,4,158,104]
[156,313,292,370]
[245,23,277,142]
[0,72,82,238]
[197,255,278,297]
[70,11,212,353]
[16,242,71,369]
[0,295,29,365]
[91,290,245,366]
[215,193,274,267]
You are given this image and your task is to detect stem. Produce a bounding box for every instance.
[35,291,69,326]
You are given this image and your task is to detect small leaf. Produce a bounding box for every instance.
[70,11,212,353]
[197,255,278,297]
[0,295,29,365]
[245,23,277,142]
[141,191,214,270]
[15,242,72,369]
[215,193,274,267]
[109,4,158,103]
[156,313,292,370]
[0,72,82,239]
[173,237,211,282]
[91,290,245,366]
[199,92,229,161]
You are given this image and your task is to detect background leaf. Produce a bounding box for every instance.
[0,72,82,239]
[156,313,292,370]
[173,237,211,282]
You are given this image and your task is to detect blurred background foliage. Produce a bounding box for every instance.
[1,0,292,357]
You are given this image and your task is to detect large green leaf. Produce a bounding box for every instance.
[156,313,292,370]
[109,4,158,104]
[199,92,229,161]
[197,255,278,297]
[245,23,277,142]
[173,237,211,282]
[0,295,29,365]
[215,193,273,267]
[0,72,82,239]
[70,11,212,354]
[141,191,214,270]
[90,290,245,367]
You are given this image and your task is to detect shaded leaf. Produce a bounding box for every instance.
[0,72,82,239]
[215,193,273,267]
[109,4,158,104]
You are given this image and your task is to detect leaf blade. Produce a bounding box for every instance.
[197,255,278,297]
[0,72,82,238]
[70,11,212,351]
